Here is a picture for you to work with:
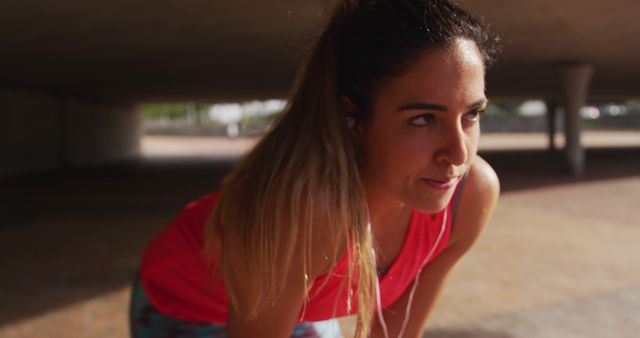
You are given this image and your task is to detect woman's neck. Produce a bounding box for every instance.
[365,185,414,272]
[365,186,413,237]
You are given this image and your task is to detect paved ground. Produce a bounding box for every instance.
[0,132,638,338]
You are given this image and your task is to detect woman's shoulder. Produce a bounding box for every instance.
[466,156,500,200]
[182,191,222,218]
[447,156,500,250]
[141,191,223,269]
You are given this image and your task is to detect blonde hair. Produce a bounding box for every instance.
[204,3,376,337]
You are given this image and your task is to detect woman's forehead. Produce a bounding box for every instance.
[375,39,486,105]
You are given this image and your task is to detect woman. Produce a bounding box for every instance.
[130,0,501,337]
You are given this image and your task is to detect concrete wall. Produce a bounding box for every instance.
[65,99,141,167]
[480,114,640,133]
[481,115,552,133]
[0,88,141,177]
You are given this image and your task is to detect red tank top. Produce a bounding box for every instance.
[140,188,457,324]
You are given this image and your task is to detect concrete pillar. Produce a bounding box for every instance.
[545,99,558,152]
[560,64,594,176]
[64,99,141,167]
[0,89,62,176]
[0,88,142,177]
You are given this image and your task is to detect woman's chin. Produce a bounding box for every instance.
[412,198,451,214]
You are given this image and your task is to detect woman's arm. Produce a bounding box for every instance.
[225,250,309,338]
[371,156,500,338]
[224,199,338,338]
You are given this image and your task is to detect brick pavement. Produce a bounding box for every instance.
[426,286,640,338]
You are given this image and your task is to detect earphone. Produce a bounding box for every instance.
[368,207,448,338]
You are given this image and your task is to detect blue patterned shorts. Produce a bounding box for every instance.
[128,275,324,338]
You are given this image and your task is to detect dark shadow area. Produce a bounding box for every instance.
[481,146,640,193]
[0,146,637,327]
[0,157,233,328]
[423,329,512,338]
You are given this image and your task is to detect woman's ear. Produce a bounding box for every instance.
[340,96,364,140]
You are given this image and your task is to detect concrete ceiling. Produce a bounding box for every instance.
[462,0,640,101]
[1,0,638,103]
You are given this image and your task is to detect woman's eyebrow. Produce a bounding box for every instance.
[468,98,489,109]
[397,98,488,112]
[397,102,448,112]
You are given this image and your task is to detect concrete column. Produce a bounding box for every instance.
[545,99,558,152]
[560,64,594,176]
[0,89,63,176]
[64,99,141,167]
[0,88,142,177]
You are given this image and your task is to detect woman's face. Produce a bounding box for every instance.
[358,38,486,213]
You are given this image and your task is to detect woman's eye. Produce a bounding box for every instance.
[410,114,436,126]
[464,109,485,122]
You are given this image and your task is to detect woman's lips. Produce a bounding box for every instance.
[420,176,459,190]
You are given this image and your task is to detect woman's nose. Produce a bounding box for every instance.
[435,124,468,166]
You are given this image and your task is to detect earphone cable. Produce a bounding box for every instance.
[370,207,448,338]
